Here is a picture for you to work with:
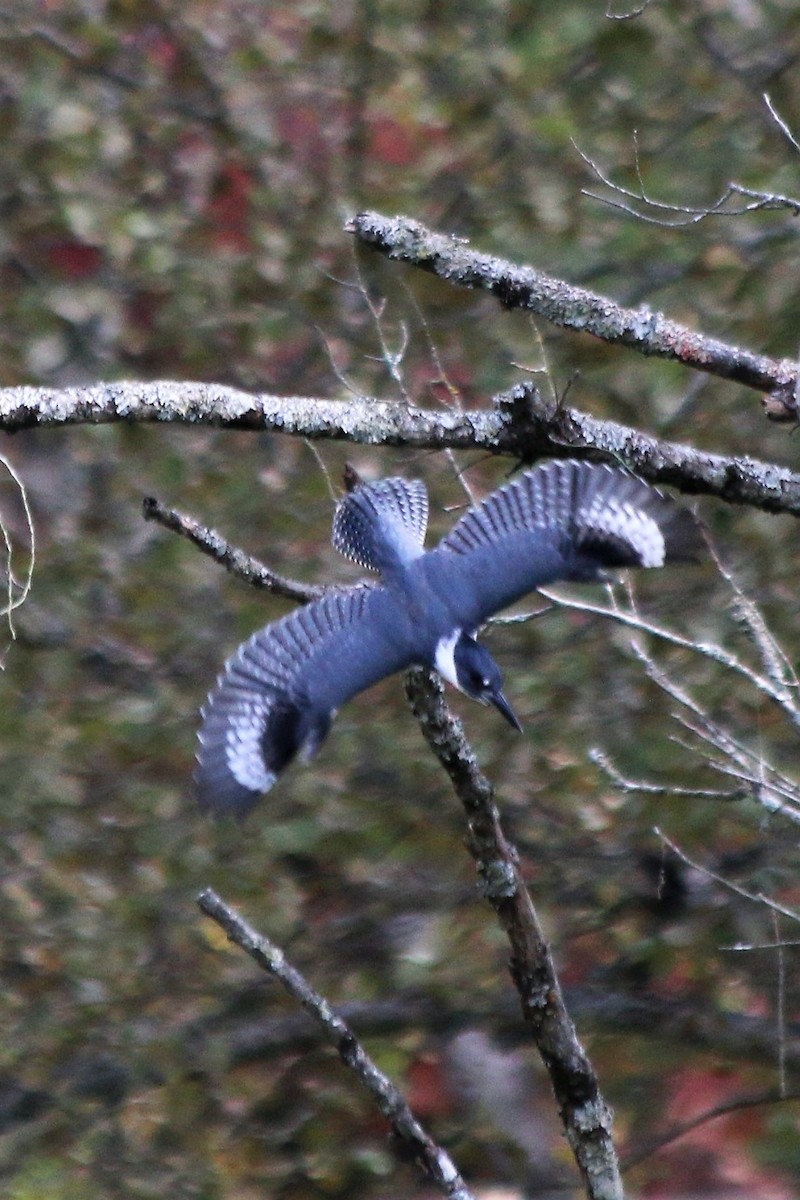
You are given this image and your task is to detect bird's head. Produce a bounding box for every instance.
[435,632,522,732]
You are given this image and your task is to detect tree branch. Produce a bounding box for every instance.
[494,384,800,513]
[5,381,800,516]
[0,380,505,442]
[141,496,324,603]
[405,667,623,1200]
[197,888,476,1200]
[347,211,798,408]
[621,1087,800,1170]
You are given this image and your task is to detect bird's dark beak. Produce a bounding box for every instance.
[489,688,523,732]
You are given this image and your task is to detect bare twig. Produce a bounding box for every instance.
[771,910,787,1096]
[405,667,623,1200]
[655,829,800,925]
[706,538,800,700]
[539,558,800,827]
[763,92,800,155]
[352,253,413,404]
[399,279,479,507]
[722,941,800,951]
[605,0,651,19]
[537,585,800,725]
[589,747,747,802]
[576,138,800,227]
[197,888,476,1200]
[0,451,35,648]
[628,642,800,826]
[622,1086,800,1170]
[656,833,798,1101]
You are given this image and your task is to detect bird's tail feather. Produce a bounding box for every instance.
[332,476,429,575]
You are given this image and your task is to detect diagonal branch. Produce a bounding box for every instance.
[141,496,324,603]
[348,211,798,408]
[621,1086,800,1170]
[405,667,624,1200]
[197,888,476,1200]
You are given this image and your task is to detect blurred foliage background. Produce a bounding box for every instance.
[1,2,800,1197]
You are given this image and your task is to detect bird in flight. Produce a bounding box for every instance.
[196,459,701,816]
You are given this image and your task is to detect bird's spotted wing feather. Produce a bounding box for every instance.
[434,459,700,628]
[196,584,411,817]
[332,477,429,576]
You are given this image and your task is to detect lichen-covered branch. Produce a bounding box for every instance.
[494,384,800,514]
[197,888,476,1200]
[348,211,798,408]
[405,668,624,1200]
[5,380,800,516]
[0,380,503,443]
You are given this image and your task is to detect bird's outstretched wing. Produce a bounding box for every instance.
[431,459,701,630]
[332,477,428,576]
[196,584,412,817]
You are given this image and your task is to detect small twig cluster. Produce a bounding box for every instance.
[556,562,800,827]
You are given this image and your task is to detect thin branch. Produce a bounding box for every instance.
[706,537,800,700]
[347,211,798,403]
[5,380,800,516]
[351,252,413,404]
[197,889,476,1200]
[582,182,800,226]
[141,496,324,603]
[510,313,562,409]
[575,138,800,227]
[539,572,800,824]
[536,585,800,723]
[405,667,623,1200]
[632,652,800,826]
[655,829,800,925]
[627,641,800,826]
[313,321,366,401]
[722,940,800,950]
[0,451,35,647]
[764,92,800,155]
[622,1087,800,1170]
[399,278,479,507]
[771,910,787,1096]
[589,747,747,802]
[605,0,651,19]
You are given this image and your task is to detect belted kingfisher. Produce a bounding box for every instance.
[196,459,700,816]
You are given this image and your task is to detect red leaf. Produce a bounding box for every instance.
[47,242,103,280]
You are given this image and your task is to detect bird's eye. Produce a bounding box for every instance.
[481,677,490,688]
